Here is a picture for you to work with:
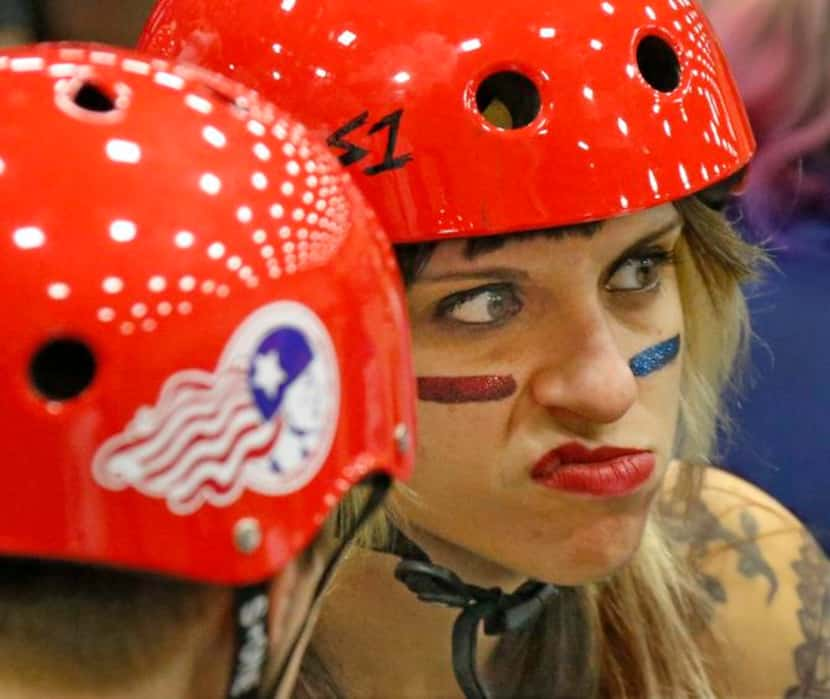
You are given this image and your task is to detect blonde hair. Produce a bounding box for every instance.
[306,195,764,698]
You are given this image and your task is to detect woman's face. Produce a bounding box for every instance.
[397,204,685,585]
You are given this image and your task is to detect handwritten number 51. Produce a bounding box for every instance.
[327,110,413,175]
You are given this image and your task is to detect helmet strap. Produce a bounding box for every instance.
[389,529,559,699]
[226,582,271,699]
[249,473,393,699]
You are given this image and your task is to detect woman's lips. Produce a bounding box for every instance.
[531,442,655,497]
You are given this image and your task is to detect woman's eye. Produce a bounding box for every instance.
[606,251,674,292]
[437,284,522,325]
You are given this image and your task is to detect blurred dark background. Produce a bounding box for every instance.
[0,0,155,47]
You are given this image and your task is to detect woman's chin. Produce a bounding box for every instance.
[504,511,652,586]
[533,549,641,586]
[402,496,654,589]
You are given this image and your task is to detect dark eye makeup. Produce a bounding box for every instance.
[604,246,676,293]
[434,282,522,326]
[431,239,678,327]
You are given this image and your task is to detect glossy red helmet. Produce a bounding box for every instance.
[0,42,415,586]
[140,0,755,243]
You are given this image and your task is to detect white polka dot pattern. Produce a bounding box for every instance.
[1,45,354,337]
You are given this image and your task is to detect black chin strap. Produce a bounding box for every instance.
[390,531,559,699]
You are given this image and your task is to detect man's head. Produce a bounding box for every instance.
[0,42,415,698]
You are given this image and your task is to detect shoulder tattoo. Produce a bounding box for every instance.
[659,496,779,605]
[785,532,830,698]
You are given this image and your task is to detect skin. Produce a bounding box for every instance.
[314,203,687,696]
[656,462,830,698]
[399,203,684,586]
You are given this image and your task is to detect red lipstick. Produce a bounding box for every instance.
[417,375,516,403]
[531,442,655,497]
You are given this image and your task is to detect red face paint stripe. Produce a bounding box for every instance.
[417,376,517,403]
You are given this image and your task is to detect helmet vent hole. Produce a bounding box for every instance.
[475,71,541,129]
[637,36,681,93]
[29,339,97,401]
[73,82,116,112]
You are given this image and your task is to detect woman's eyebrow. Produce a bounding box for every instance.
[416,267,531,284]
[614,218,683,260]
[416,219,682,284]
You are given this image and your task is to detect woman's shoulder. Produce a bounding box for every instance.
[698,464,803,532]
[664,463,829,697]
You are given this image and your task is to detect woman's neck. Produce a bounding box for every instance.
[310,529,528,698]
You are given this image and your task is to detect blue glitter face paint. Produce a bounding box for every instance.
[629,335,681,377]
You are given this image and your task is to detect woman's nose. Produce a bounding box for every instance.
[529,321,638,425]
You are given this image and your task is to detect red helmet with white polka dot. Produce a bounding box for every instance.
[139,0,754,242]
[0,43,415,585]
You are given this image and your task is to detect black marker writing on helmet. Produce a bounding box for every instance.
[327,109,413,174]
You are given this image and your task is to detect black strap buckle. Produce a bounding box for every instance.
[394,548,558,699]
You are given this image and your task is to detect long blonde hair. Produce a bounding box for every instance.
[300,196,764,699]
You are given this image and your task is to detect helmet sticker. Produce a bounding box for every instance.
[92,301,340,514]
[327,109,412,175]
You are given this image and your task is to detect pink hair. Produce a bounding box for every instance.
[703,0,830,240]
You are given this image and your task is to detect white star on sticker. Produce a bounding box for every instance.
[252,350,287,398]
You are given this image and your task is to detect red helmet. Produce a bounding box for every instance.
[140,0,755,243]
[0,42,415,586]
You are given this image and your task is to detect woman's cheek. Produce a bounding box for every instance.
[409,395,512,495]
